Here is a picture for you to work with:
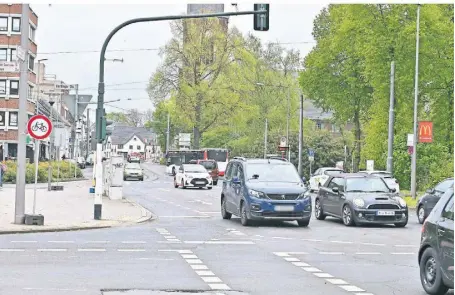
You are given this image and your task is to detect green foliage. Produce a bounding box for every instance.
[3,160,83,184]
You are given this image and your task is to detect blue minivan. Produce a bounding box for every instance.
[220,157,311,227]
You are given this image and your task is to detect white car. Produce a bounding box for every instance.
[174,164,213,189]
[309,167,344,192]
[359,170,400,193]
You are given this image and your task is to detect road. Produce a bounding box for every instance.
[0,162,451,295]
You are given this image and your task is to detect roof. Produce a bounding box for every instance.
[110,125,156,145]
[302,100,333,120]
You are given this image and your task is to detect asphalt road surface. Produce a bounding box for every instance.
[0,162,452,295]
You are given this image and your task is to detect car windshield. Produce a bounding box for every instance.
[168,156,182,165]
[246,163,301,183]
[185,165,207,173]
[126,164,141,170]
[346,177,390,192]
[435,179,454,192]
[324,169,343,175]
[200,161,216,170]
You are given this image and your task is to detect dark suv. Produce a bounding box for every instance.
[418,188,454,295]
[220,157,311,227]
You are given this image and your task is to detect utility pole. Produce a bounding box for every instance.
[165,113,170,155]
[264,118,268,159]
[410,4,421,199]
[47,101,54,191]
[86,108,90,157]
[386,61,396,174]
[286,88,290,161]
[73,85,79,178]
[297,93,303,176]
[14,4,30,224]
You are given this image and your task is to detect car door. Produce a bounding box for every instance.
[438,193,454,284]
[227,163,239,213]
[319,177,335,214]
[223,163,235,213]
[332,178,346,217]
[232,164,245,212]
[325,177,341,215]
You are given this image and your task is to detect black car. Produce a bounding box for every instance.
[418,188,454,295]
[417,178,454,224]
[315,173,408,227]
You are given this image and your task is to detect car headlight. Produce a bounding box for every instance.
[185,174,193,179]
[353,198,365,208]
[298,191,311,200]
[395,197,407,207]
[248,189,266,199]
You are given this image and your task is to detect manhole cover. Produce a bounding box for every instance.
[101,290,247,295]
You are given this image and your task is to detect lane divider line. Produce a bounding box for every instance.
[155,228,182,243]
[273,252,374,295]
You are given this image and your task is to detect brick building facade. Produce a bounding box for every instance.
[0,4,38,160]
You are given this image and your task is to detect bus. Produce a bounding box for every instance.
[201,148,229,176]
[165,149,204,175]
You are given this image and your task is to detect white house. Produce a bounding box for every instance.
[106,124,156,159]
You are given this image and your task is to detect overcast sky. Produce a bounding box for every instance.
[32,2,326,116]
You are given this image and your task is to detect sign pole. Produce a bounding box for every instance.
[32,140,40,214]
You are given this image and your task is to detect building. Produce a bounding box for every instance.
[106,124,156,159]
[0,4,38,160]
[303,100,353,134]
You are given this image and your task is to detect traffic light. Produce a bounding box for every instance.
[254,4,269,31]
[98,108,114,141]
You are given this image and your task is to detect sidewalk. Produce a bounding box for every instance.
[0,179,153,234]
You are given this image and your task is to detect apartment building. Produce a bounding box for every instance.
[0,4,38,160]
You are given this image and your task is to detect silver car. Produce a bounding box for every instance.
[124,163,144,181]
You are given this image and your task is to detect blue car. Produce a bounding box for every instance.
[220,157,312,227]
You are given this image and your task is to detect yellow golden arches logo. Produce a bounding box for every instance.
[419,124,432,136]
[418,121,433,143]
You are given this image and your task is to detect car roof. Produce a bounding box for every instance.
[234,158,292,165]
[320,167,343,171]
[331,173,375,179]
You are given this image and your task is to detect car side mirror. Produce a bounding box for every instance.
[332,186,339,193]
[426,188,435,194]
[232,176,241,184]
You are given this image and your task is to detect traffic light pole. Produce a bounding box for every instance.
[95,9,268,220]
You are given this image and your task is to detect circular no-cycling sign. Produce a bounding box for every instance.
[27,114,53,140]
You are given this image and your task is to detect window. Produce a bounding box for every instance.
[329,177,345,191]
[12,17,20,32]
[137,145,141,150]
[0,48,7,61]
[9,111,18,126]
[29,25,35,41]
[0,80,6,95]
[346,177,389,193]
[435,179,454,193]
[129,145,133,150]
[224,163,233,180]
[118,144,123,149]
[0,111,5,126]
[442,195,454,220]
[28,85,33,99]
[9,80,18,95]
[246,163,301,183]
[133,137,137,141]
[28,55,35,71]
[10,48,16,61]
[0,17,7,31]
[316,121,322,130]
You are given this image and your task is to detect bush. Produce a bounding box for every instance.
[2,160,83,184]
[159,157,166,165]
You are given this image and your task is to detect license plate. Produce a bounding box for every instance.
[274,205,294,212]
[196,181,205,184]
[377,210,395,216]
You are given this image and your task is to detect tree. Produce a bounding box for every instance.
[105,112,128,124]
[126,109,145,127]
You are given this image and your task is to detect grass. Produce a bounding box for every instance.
[400,190,421,209]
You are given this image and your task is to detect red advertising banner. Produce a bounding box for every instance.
[419,121,433,143]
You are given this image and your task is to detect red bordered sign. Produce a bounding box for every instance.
[27,114,53,140]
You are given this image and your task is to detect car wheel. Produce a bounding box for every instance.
[315,199,326,220]
[140,177,144,181]
[297,219,310,227]
[342,204,355,226]
[221,197,232,220]
[240,202,251,226]
[418,205,426,224]
[181,179,186,189]
[420,247,449,295]
[174,178,178,188]
[172,168,176,176]
[207,187,212,190]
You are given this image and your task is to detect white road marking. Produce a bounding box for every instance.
[23,288,87,292]
[209,284,231,290]
[37,249,67,252]
[121,241,147,244]
[319,252,344,255]
[48,241,75,244]
[163,236,177,239]
[313,273,334,278]
[158,249,192,253]
[356,252,382,255]
[330,240,353,244]
[183,241,204,244]
[117,249,146,252]
[287,252,308,255]
[0,249,25,252]
[77,248,106,252]
[196,270,215,276]
[292,262,310,267]
[326,278,348,285]
[182,254,198,259]
[11,241,37,243]
[137,258,175,260]
[186,259,203,264]
[167,239,181,242]
[284,257,300,262]
[273,237,293,240]
[339,285,365,292]
[160,216,211,218]
[361,242,385,246]
[302,238,323,242]
[196,211,220,214]
[158,241,182,244]
[202,277,223,283]
[302,267,322,272]
[205,241,254,245]
[84,241,110,244]
[191,265,209,270]
[391,252,415,255]
[273,252,290,257]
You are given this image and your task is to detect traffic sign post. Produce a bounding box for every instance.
[26,115,53,225]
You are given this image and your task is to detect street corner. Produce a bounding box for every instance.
[122,197,156,224]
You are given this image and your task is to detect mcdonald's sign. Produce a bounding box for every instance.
[419,121,433,143]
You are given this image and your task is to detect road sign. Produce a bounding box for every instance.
[407,134,414,147]
[0,61,19,73]
[27,115,53,140]
[55,84,77,90]
[366,160,374,172]
[419,121,433,143]
[308,149,315,157]
[279,136,287,147]
[16,46,25,61]
[308,156,314,162]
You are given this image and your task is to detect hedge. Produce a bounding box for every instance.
[2,160,83,184]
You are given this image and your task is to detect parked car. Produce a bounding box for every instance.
[315,173,408,227]
[220,157,311,227]
[359,170,400,193]
[417,178,454,224]
[174,164,213,189]
[76,157,86,169]
[309,167,344,192]
[189,159,219,185]
[128,156,141,163]
[123,163,144,181]
[418,187,454,295]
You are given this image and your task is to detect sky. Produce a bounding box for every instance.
[31,2,326,117]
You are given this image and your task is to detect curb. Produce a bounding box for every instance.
[123,198,156,224]
[0,225,113,235]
